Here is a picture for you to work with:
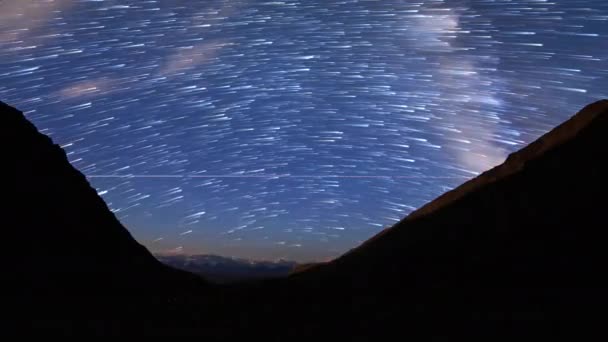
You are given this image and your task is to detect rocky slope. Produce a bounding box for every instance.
[0,101,205,297]
[282,99,608,338]
[190,99,608,340]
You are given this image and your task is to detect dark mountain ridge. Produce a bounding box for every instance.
[0,101,206,297]
[278,99,608,337]
[222,99,608,339]
[2,99,607,339]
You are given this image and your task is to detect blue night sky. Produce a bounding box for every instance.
[1,0,607,261]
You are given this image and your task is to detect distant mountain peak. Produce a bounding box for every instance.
[156,253,297,283]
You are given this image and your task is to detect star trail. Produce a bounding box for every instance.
[1,0,606,261]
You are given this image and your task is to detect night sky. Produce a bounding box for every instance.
[1,0,607,262]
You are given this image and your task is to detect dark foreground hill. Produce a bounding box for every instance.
[213,99,608,339]
[2,99,607,339]
[277,99,608,338]
[1,101,209,335]
[0,101,205,295]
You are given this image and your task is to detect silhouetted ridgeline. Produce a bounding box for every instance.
[0,101,206,297]
[2,99,607,339]
[283,99,608,338]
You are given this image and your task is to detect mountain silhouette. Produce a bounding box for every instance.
[0,101,206,297]
[279,99,608,338]
[225,99,608,339]
[2,99,607,339]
